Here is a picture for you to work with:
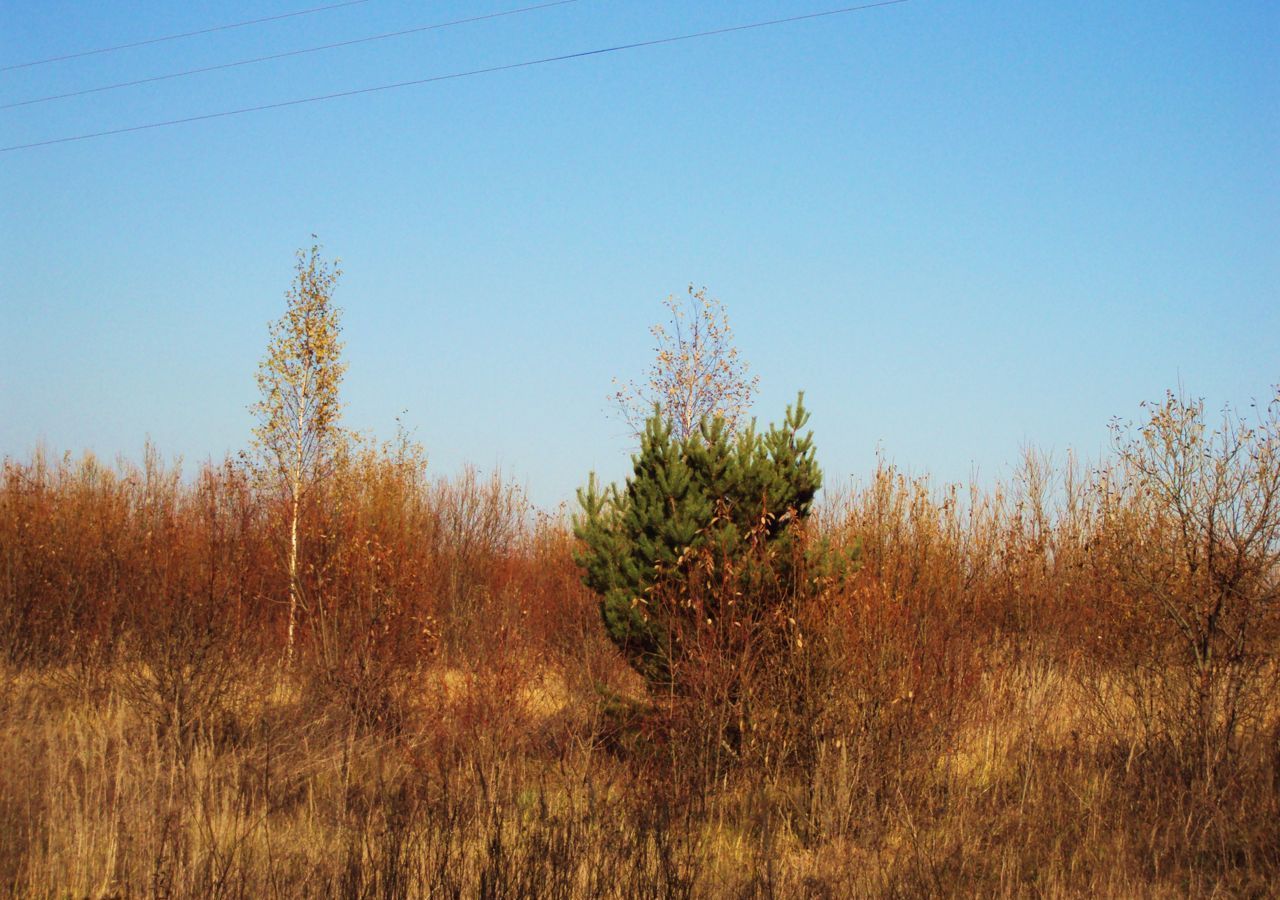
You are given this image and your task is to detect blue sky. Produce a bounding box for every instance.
[2,0,1276,508]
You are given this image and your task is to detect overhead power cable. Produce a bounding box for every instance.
[0,0,908,154]
[2,0,375,73]
[2,0,579,110]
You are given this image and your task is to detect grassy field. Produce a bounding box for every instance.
[1,403,1278,897]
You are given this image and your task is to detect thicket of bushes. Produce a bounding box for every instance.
[1,389,1278,897]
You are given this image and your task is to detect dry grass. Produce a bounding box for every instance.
[2,391,1278,897]
[1,641,1276,897]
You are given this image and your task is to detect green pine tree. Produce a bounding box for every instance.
[574,393,829,687]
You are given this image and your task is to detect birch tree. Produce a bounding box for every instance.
[612,286,758,441]
[251,242,347,663]
[1107,389,1280,776]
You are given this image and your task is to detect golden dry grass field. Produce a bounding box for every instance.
[2,397,1278,897]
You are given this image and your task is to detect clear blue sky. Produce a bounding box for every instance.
[2,1,1276,508]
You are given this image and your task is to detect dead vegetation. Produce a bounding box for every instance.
[1,389,1278,897]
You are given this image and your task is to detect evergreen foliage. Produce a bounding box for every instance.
[574,394,831,685]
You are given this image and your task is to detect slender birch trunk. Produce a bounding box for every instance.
[286,488,300,665]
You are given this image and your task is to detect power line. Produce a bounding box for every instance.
[2,0,375,73]
[1,1,908,154]
[2,0,579,110]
